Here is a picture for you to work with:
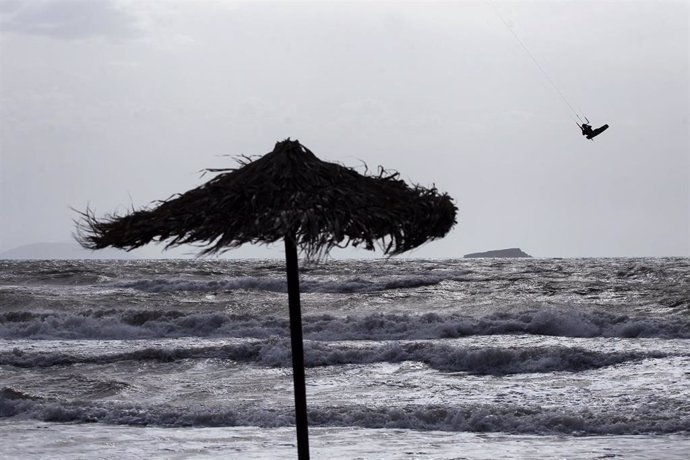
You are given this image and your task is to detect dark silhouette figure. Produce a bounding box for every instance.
[580,123,593,137]
[580,122,609,140]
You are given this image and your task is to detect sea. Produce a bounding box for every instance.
[0,257,688,459]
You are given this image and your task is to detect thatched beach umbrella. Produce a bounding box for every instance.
[77,139,457,459]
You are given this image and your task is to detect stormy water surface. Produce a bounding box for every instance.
[1,257,689,459]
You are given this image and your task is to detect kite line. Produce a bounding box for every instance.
[488,1,588,125]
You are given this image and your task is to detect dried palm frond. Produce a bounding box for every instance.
[76,139,457,259]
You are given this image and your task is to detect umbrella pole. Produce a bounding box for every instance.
[284,235,310,460]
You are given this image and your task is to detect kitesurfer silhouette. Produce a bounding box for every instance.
[491,3,611,141]
[581,123,594,137]
[580,121,609,140]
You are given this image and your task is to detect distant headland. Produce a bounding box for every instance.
[464,248,532,258]
[0,242,138,260]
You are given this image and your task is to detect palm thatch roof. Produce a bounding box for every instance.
[77,139,457,258]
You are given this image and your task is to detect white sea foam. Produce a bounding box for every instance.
[3,423,690,460]
[1,309,688,340]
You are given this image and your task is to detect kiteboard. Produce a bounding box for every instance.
[586,124,609,140]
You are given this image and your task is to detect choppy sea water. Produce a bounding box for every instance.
[1,257,688,459]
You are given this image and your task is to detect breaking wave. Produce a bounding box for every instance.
[2,309,689,340]
[0,340,671,375]
[2,393,687,435]
[110,272,467,294]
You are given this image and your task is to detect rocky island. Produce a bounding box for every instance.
[464,248,532,258]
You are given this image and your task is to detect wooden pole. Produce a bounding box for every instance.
[284,235,310,460]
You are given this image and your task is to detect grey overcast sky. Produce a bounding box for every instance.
[0,0,688,259]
